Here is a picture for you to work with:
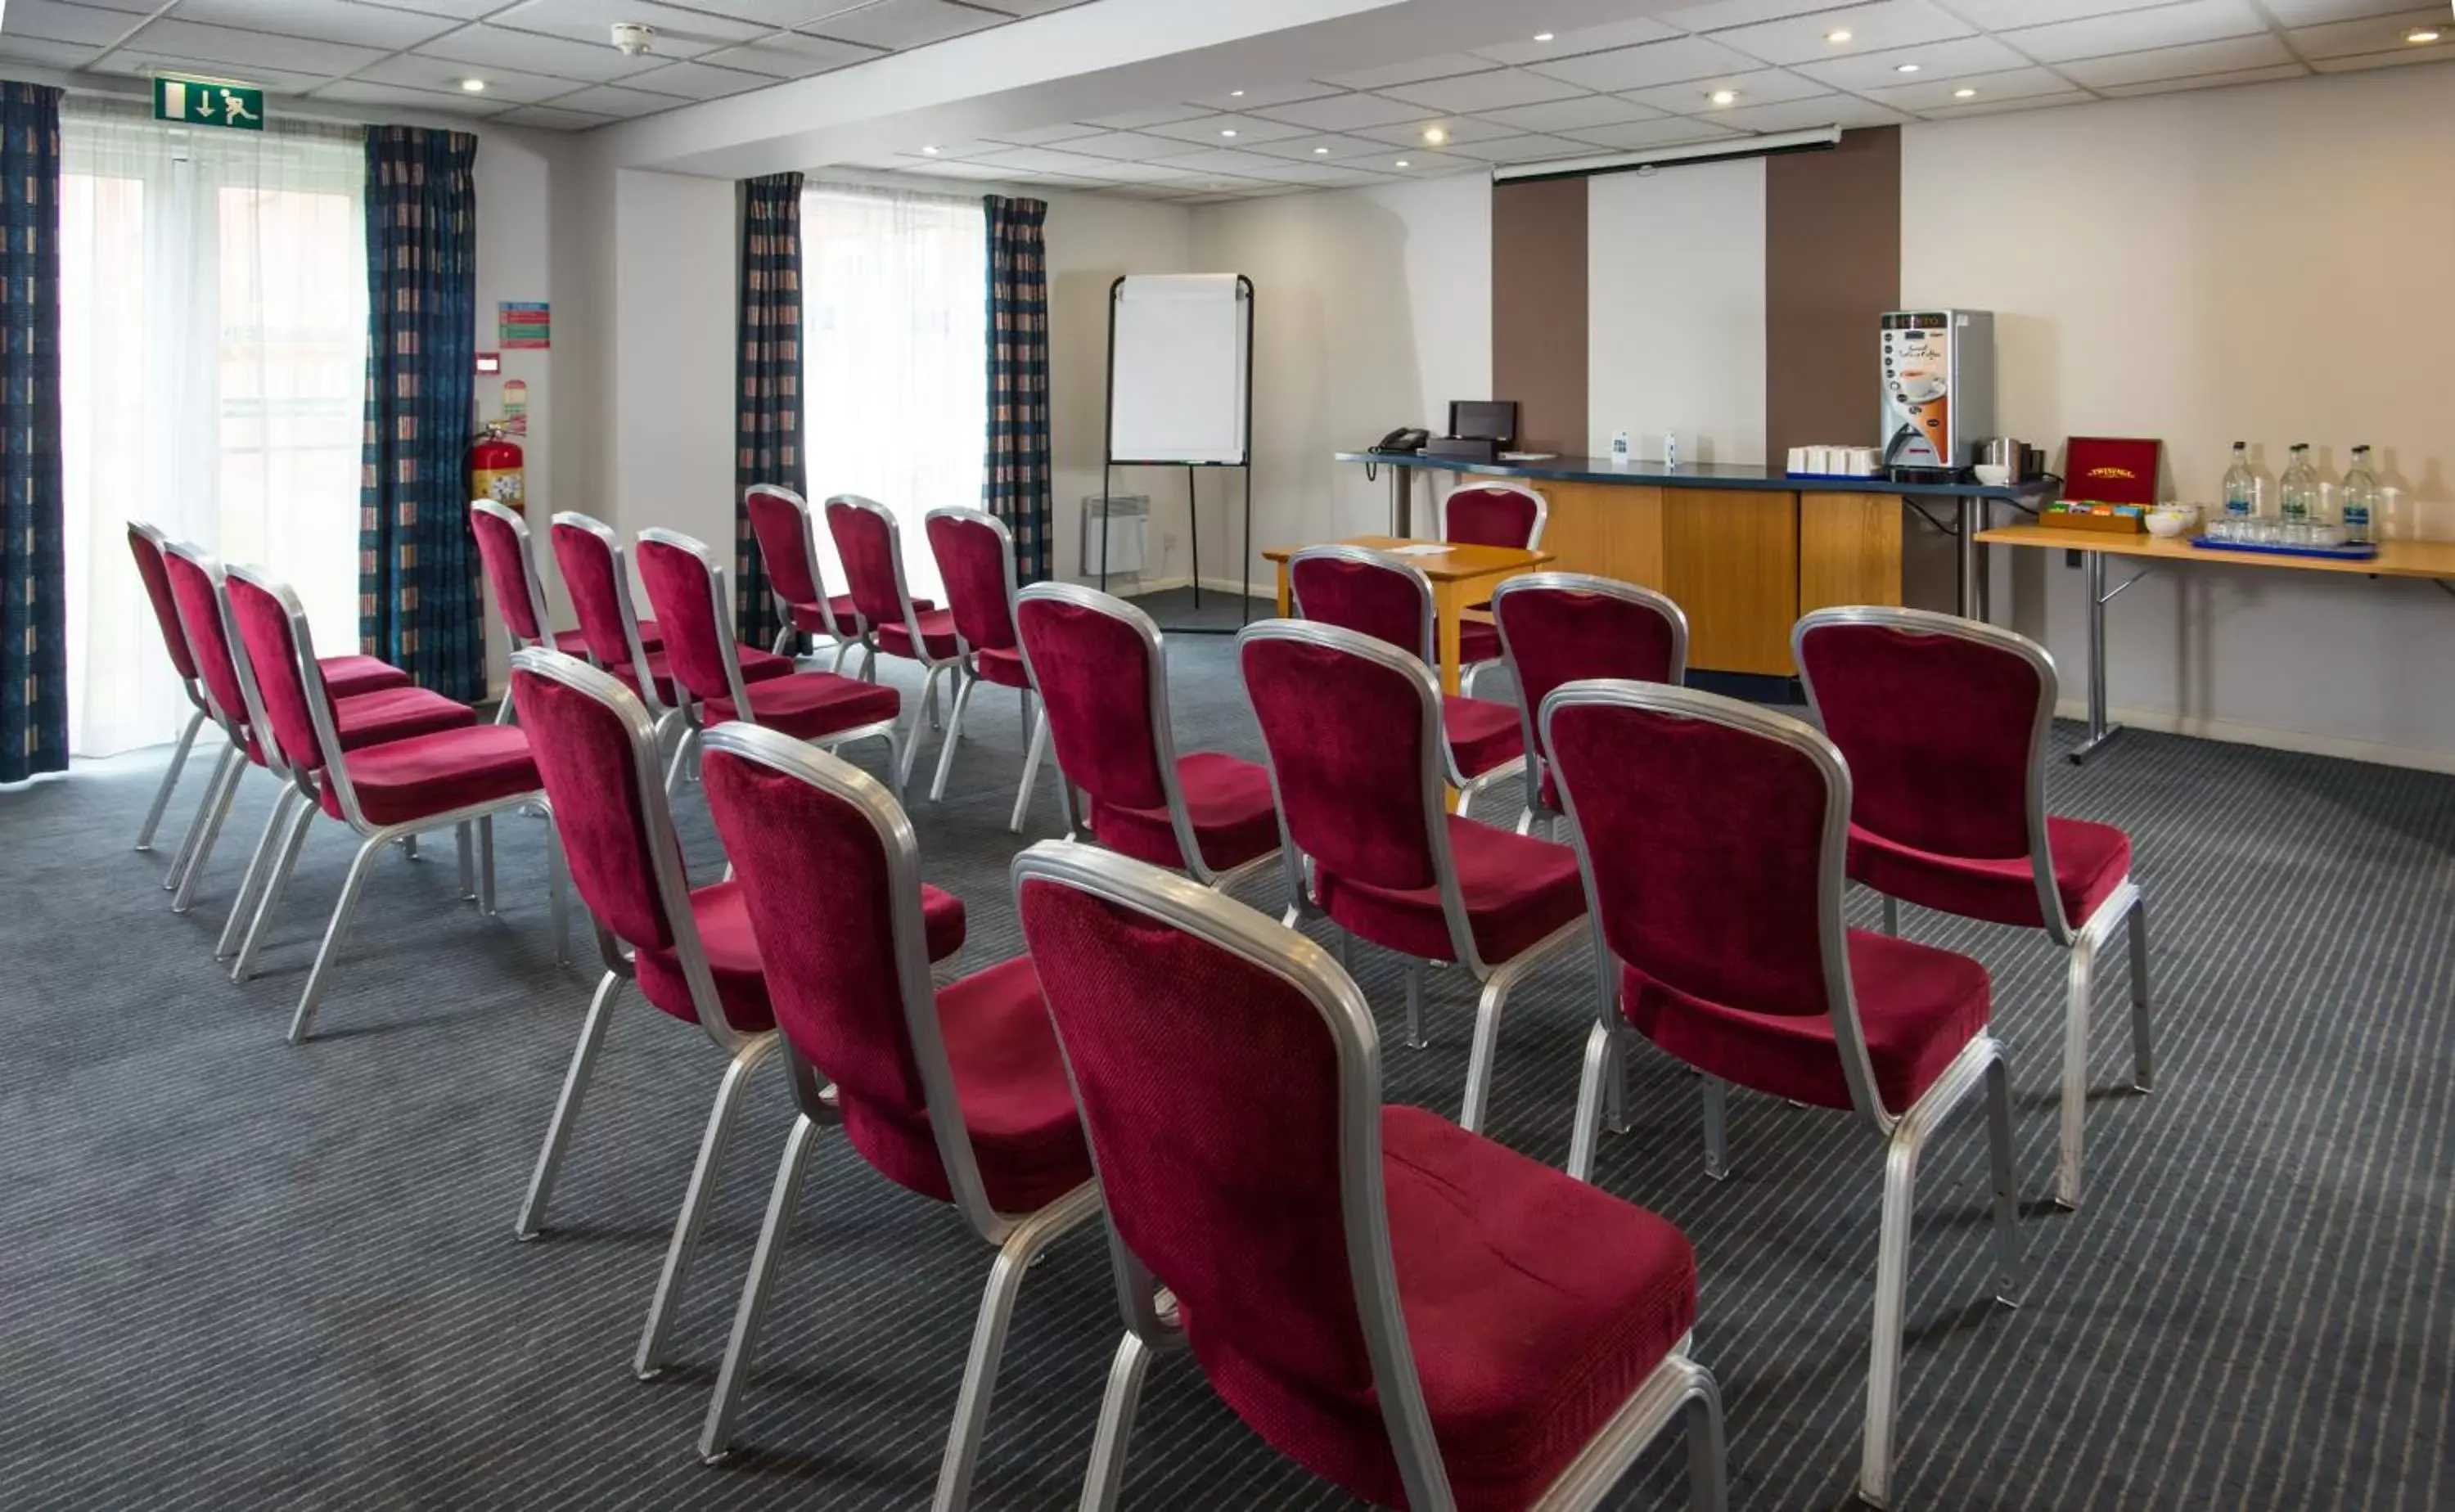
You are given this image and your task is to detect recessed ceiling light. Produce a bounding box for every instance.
[1313,146,1331,154]
[1394,159,1412,168]
[1894,62,1921,73]
[1533,33,1555,43]
[2408,28,2442,43]
[460,78,486,92]
[1229,88,1245,96]
[920,145,940,155]
[1422,125,1448,143]
[1953,87,1977,98]
[1708,88,1738,106]
[1220,128,1238,137]
[1826,29,1852,43]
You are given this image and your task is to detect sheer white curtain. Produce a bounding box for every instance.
[801,184,987,605]
[61,101,367,756]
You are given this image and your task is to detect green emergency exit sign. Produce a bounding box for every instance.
[152,74,264,131]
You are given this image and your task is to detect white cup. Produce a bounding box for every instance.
[1972,463,2012,486]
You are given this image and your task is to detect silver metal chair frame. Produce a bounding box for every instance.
[1543,678,2023,1510]
[826,494,966,793]
[1011,842,1725,1512]
[921,506,1045,821]
[153,538,259,915]
[547,511,688,760]
[1240,618,1585,1134]
[1489,572,1689,838]
[689,724,1099,1512]
[1794,604,2153,1210]
[1287,544,1529,822]
[471,499,560,726]
[128,521,214,857]
[502,649,784,1388]
[1013,582,1281,894]
[744,483,858,671]
[636,525,904,799]
[1436,480,1550,699]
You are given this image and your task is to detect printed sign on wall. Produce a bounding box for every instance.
[499,302,550,349]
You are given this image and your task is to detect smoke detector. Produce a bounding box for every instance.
[610,22,655,56]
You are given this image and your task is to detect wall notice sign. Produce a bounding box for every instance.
[499,302,550,349]
[153,75,264,131]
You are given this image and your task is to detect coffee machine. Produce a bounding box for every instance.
[1880,308,1993,475]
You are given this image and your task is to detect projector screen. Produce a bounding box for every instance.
[1107,274,1249,466]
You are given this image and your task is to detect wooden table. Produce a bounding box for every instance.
[1975,523,2455,763]
[1262,536,1554,695]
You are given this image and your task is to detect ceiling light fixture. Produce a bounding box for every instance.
[1708,88,1738,106]
[1313,146,1331,154]
[460,78,487,92]
[1394,158,1412,168]
[1827,29,1851,43]
[2408,27,2441,43]
[1220,128,1238,137]
[1422,125,1448,143]
[920,145,940,155]
[1230,88,1246,96]
[1533,33,1555,43]
[1953,87,1977,98]
[1895,62,1921,73]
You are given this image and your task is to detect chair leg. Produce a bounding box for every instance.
[932,1186,1101,1512]
[136,708,207,852]
[231,796,317,982]
[164,743,236,892]
[926,668,944,731]
[1008,702,1048,835]
[1700,1076,1730,1180]
[1880,893,1900,937]
[772,625,795,657]
[457,821,476,901]
[547,822,571,967]
[1858,1124,1926,1510]
[169,749,246,914]
[663,725,700,800]
[214,787,298,961]
[1984,1053,2025,1307]
[899,664,948,791]
[476,816,498,916]
[1568,1022,1613,1182]
[1079,1333,1155,1512]
[699,1109,822,1462]
[635,1034,780,1379]
[1685,1365,1731,1512]
[930,668,978,803]
[516,969,624,1240]
[403,832,419,862]
[829,638,850,674]
[1402,961,1428,1050]
[2127,894,2155,1092]
[1457,970,1524,1135]
[2054,928,2099,1210]
[286,833,388,1043]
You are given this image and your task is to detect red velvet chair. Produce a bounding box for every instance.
[743,482,858,668]
[922,506,1043,818]
[1489,573,1687,835]
[1012,840,1727,1512]
[1795,605,2153,1211]
[222,565,548,1043]
[1439,481,1548,697]
[507,650,968,1388]
[690,723,1095,1509]
[633,529,902,795]
[471,499,662,692]
[1240,619,1587,1133]
[127,521,218,854]
[1013,583,1279,891]
[1286,545,1525,821]
[1542,678,2023,1508]
[824,495,961,793]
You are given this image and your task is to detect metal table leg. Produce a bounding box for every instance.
[2070,547,2129,765]
[1958,497,1989,621]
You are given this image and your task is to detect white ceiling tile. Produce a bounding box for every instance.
[2100,61,2312,89]
[88,49,331,92]
[416,26,671,83]
[1710,0,1975,66]
[1232,157,1399,184]
[649,0,843,24]
[896,158,1024,179]
[1034,129,1195,160]
[1619,66,1834,113]
[1137,112,1313,146]
[544,81,698,115]
[1349,115,1525,147]
[1237,131,1400,161]
[493,103,621,129]
[966,0,1091,13]
[1525,36,1764,91]
[1363,147,1477,173]
[1380,68,1589,114]
[1789,33,2032,88]
[7,0,141,46]
[1479,93,1669,132]
[1868,65,2079,108]
[1080,103,1209,129]
[309,79,516,115]
[2056,31,2295,84]
[113,17,390,75]
[967,145,1124,174]
[986,121,1107,144]
[801,0,1003,50]
[1944,0,2184,26]
[615,59,774,98]
[1435,133,1601,163]
[2003,0,2269,62]
[1248,92,1426,130]
[1561,116,1746,149]
[1659,0,1862,29]
[170,0,459,51]
[2309,43,2455,69]
[892,138,1004,158]
[1187,81,1340,110]
[1474,18,1682,66]
[338,0,503,16]
[696,32,881,76]
[1038,157,1188,182]
[1917,87,2093,115]
[0,36,101,68]
[1707,94,1912,129]
[1316,53,1496,90]
[489,0,772,56]
[2287,11,2453,60]
[1143,145,1312,174]
[2259,0,2421,21]
[358,54,583,102]
[56,0,154,11]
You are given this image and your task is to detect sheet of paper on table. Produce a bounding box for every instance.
[1388,544,1452,556]
[1499,452,1556,461]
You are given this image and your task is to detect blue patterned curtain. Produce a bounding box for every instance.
[359,125,481,700]
[735,171,803,647]
[0,82,63,783]
[982,196,1051,583]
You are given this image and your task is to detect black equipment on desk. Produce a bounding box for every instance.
[1447,399,1519,447]
[1370,426,1430,455]
[1424,435,1501,463]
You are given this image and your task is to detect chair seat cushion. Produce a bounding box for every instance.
[973,644,1030,691]
[703,671,901,743]
[253,686,475,766]
[554,620,660,655]
[1849,817,2133,933]
[637,877,969,1035]
[318,654,411,700]
[1195,1105,1697,1512]
[876,607,962,663]
[1090,752,1279,877]
[1318,816,1583,966]
[318,725,539,827]
[842,955,1092,1215]
[1624,929,1992,1113]
[1457,616,1501,667]
[1443,695,1524,781]
[613,644,795,709]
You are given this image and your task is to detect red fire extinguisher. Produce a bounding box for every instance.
[470,423,525,512]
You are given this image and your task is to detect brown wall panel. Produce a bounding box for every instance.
[1766,128,1901,463]
[1491,178,1588,455]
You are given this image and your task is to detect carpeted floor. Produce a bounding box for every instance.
[1,615,2448,1510]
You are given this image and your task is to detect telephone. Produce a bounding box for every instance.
[1371,426,1430,455]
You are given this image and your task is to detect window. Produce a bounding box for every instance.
[801,185,987,604]
[61,103,367,756]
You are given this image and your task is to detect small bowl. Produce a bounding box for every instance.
[2144,505,2197,539]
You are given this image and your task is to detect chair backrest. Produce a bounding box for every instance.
[1011,841,1446,1509]
[744,484,834,631]
[1013,584,1177,815]
[700,722,1005,1229]
[1492,573,1688,781]
[1794,607,2054,868]
[1287,546,1433,664]
[926,507,1021,657]
[1542,680,1885,1113]
[634,529,750,713]
[824,494,914,637]
[128,522,200,685]
[547,513,656,691]
[160,541,247,731]
[1439,482,1547,550]
[223,565,341,791]
[470,500,553,647]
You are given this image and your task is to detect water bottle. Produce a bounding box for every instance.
[1663,431,1678,470]
[2279,443,2316,529]
[1611,429,1630,466]
[2341,445,2380,544]
[2221,442,2258,522]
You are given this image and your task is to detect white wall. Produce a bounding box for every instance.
[1587,159,1767,466]
[604,169,741,564]
[470,124,564,694]
[1904,66,2455,766]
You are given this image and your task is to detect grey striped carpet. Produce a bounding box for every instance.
[2,623,2448,1510]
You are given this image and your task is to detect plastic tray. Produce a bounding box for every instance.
[2187,536,2379,562]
